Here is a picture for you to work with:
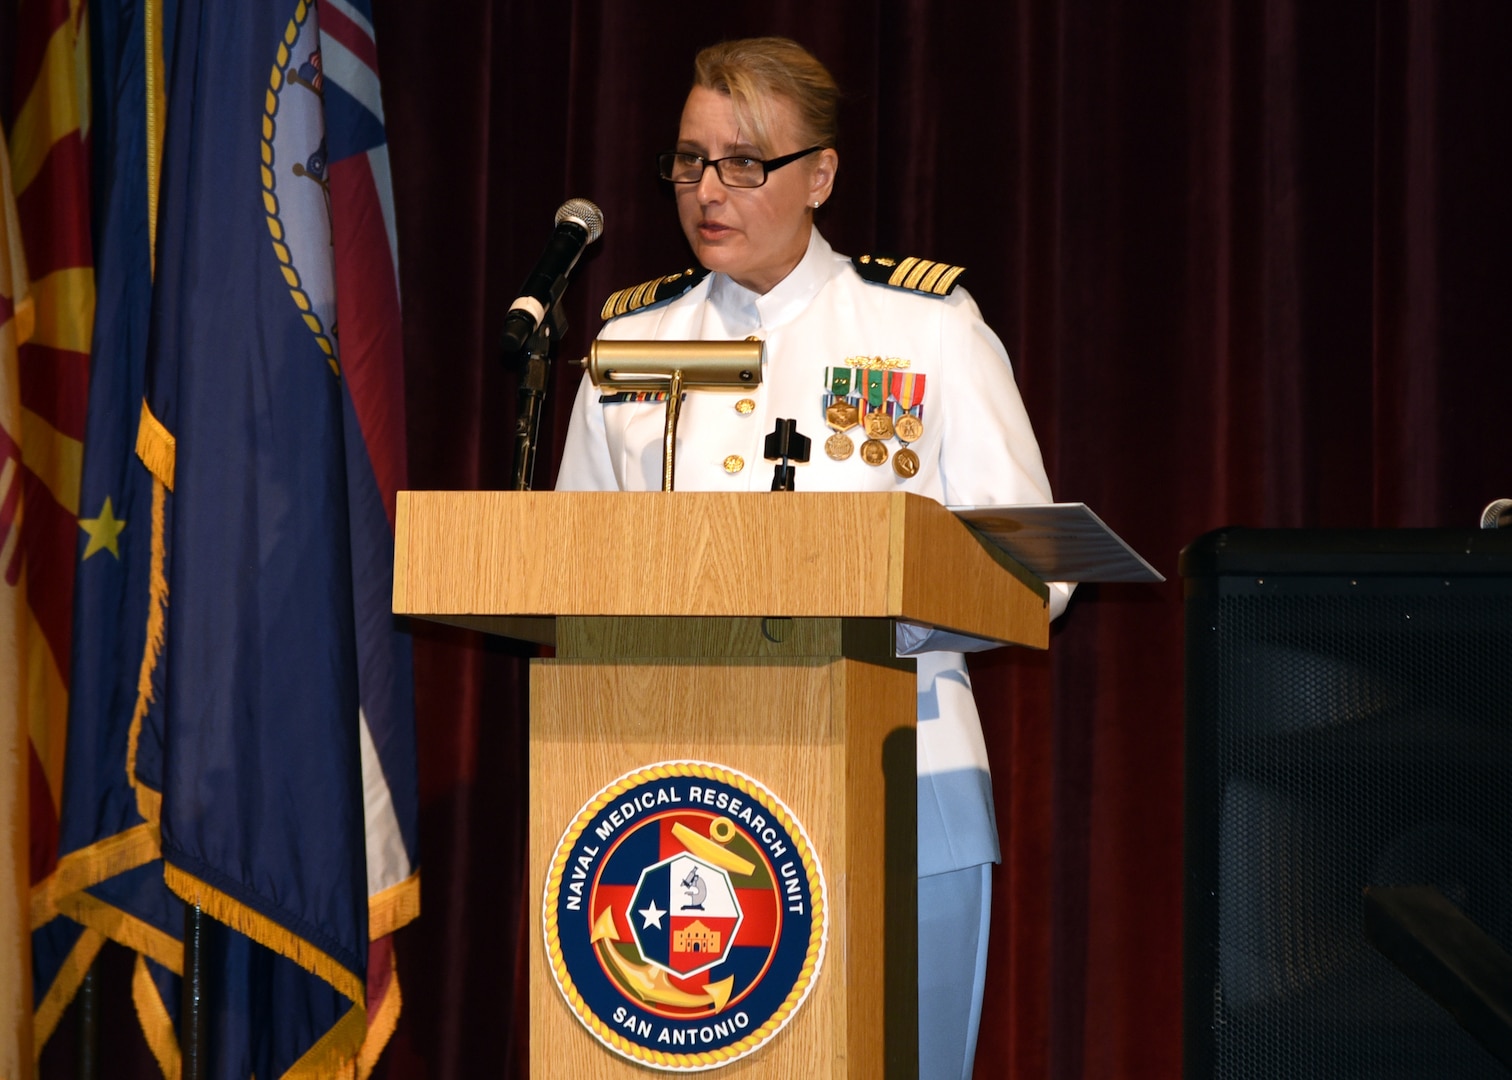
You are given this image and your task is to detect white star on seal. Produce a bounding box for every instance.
[638,899,666,929]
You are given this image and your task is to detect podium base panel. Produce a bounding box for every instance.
[529,648,918,1078]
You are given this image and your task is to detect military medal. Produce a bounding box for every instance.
[823,366,864,462]
[825,363,921,468]
[863,369,894,440]
[891,372,926,442]
[826,400,860,431]
[824,367,861,435]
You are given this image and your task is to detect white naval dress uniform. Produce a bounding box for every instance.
[557,228,1070,1079]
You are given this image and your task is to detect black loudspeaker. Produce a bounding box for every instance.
[1181,529,1512,1079]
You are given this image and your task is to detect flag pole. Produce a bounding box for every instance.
[76,963,99,1080]
[182,903,209,1079]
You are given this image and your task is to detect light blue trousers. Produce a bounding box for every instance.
[918,862,993,1080]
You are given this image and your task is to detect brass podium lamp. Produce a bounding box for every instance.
[575,340,764,490]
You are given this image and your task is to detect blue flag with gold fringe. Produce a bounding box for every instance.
[29,0,186,1061]
[58,0,422,1073]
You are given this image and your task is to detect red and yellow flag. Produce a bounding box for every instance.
[4,0,97,1066]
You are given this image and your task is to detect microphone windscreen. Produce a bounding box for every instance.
[556,198,605,244]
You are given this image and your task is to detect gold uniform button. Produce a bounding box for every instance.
[735,398,756,415]
[724,455,745,474]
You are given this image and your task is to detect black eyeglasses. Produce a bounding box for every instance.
[657,146,824,189]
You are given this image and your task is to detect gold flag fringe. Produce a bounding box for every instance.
[30,822,160,929]
[126,470,169,825]
[357,950,401,1080]
[132,952,182,1080]
[368,872,420,940]
[134,399,175,490]
[57,889,182,975]
[284,1000,365,1080]
[163,863,366,1005]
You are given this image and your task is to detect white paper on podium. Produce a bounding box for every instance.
[948,502,1165,583]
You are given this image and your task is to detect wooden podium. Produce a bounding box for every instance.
[393,491,1050,1077]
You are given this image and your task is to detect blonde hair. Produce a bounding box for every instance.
[692,37,839,155]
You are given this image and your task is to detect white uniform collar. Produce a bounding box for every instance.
[705,227,838,337]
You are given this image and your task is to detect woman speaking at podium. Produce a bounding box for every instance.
[557,36,1071,1079]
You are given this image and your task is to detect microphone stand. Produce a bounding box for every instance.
[508,302,567,491]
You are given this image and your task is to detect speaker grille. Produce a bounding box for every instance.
[1184,531,1512,1079]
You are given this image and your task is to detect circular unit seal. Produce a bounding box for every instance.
[543,762,827,1071]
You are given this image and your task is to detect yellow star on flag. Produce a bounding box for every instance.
[79,495,127,560]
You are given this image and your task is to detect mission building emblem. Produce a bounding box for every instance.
[543,762,827,1070]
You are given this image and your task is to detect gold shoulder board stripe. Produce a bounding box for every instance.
[852,253,966,296]
[600,267,709,320]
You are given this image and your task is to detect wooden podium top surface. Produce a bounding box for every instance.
[393,490,1049,648]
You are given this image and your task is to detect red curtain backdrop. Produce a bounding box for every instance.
[11,1,1510,1077]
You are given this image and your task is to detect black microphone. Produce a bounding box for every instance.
[500,198,604,355]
